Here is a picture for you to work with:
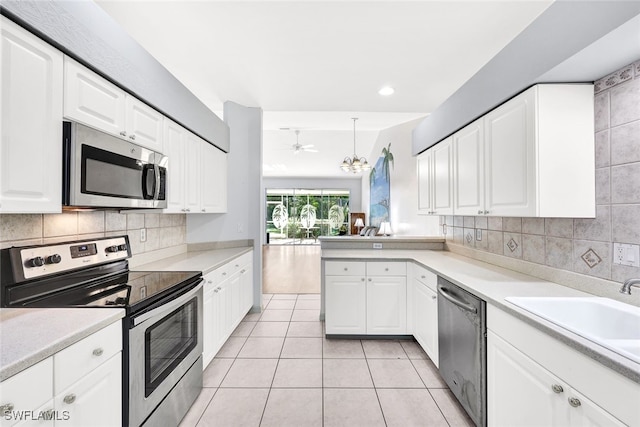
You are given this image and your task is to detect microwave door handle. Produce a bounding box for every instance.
[154,164,161,200]
[141,164,156,200]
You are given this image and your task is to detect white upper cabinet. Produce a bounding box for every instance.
[484,87,536,217]
[201,142,228,213]
[64,57,126,137]
[125,96,164,152]
[453,119,485,216]
[64,57,164,152]
[432,84,595,218]
[164,119,227,214]
[1,17,63,213]
[417,137,453,216]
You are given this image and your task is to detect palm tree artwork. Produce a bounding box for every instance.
[369,143,394,227]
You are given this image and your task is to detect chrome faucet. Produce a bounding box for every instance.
[620,278,640,295]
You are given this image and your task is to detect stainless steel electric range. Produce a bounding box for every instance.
[1,236,203,427]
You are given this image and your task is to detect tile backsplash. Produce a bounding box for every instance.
[443,59,640,286]
[0,212,186,255]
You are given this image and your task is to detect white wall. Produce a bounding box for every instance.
[187,101,263,307]
[362,118,440,236]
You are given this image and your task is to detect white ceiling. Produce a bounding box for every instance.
[96,0,552,177]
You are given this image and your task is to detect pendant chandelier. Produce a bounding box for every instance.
[340,118,370,173]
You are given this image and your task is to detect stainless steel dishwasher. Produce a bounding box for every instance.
[437,276,486,427]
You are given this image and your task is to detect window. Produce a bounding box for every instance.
[266,188,350,245]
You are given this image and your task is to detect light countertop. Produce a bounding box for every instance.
[321,248,640,383]
[0,308,124,381]
[132,246,252,274]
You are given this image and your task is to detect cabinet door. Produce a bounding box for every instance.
[55,354,121,427]
[488,331,569,427]
[453,119,485,216]
[568,387,626,427]
[212,280,229,356]
[417,150,433,215]
[325,276,366,335]
[1,18,63,213]
[202,273,216,368]
[228,273,242,331]
[184,132,202,213]
[163,119,186,213]
[63,57,126,137]
[484,88,536,216]
[366,276,407,335]
[240,263,254,314]
[432,137,453,215]
[413,277,438,365]
[0,357,53,427]
[201,143,227,213]
[125,96,163,152]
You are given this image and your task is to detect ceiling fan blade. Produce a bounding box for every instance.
[304,149,319,153]
[300,144,315,149]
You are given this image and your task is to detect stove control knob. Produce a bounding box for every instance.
[105,245,119,253]
[28,257,45,267]
[46,254,62,264]
[117,244,128,252]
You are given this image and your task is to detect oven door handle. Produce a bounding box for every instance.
[132,281,202,327]
[438,285,477,314]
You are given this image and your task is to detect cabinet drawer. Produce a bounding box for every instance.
[366,262,406,276]
[54,321,122,393]
[413,264,437,291]
[203,271,216,294]
[0,358,53,425]
[325,261,365,276]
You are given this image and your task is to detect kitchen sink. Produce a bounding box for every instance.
[505,297,640,364]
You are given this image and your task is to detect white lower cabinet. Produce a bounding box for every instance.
[487,306,636,427]
[202,251,254,368]
[324,261,406,335]
[412,266,438,366]
[0,321,122,427]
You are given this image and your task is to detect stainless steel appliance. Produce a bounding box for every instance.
[437,277,486,427]
[63,121,168,209]
[1,236,203,427]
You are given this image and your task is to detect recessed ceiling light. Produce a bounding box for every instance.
[378,86,395,96]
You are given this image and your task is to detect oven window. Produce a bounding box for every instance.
[145,298,198,397]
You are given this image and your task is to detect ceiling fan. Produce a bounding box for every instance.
[290,130,318,154]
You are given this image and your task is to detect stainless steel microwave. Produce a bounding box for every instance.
[63,121,168,209]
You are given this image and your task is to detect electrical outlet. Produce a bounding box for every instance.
[140,228,147,242]
[475,229,482,241]
[613,243,640,267]
[237,223,244,233]
[373,243,383,249]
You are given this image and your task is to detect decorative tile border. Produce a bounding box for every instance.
[506,238,519,252]
[595,62,637,93]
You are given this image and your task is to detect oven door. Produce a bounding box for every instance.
[128,281,202,427]
[64,121,167,209]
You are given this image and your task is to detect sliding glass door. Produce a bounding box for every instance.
[266,188,350,245]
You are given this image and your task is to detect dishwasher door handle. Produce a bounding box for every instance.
[439,285,478,314]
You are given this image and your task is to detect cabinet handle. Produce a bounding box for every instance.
[478,210,483,215]
[217,286,222,291]
[235,264,239,267]
[385,268,389,271]
[344,267,348,271]
[129,134,136,140]
[361,278,365,281]
[431,295,437,300]
[568,397,581,408]
[368,278,372,282]
[0,403,14,414]
[222,272,227,276]
[551,384,564,394]
[92,347,104,357]
[119,131,127,137]
[63,394,76,405]
[181,209,186,212]
[421,275,426,279]
[186,208,191,212]
[202,209,206,213]
[241,269,245,273]
[207,280,213,284]
[484,210,489,215]
[214,288,219,293]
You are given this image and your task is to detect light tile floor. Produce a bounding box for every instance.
[180,293,474,427]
